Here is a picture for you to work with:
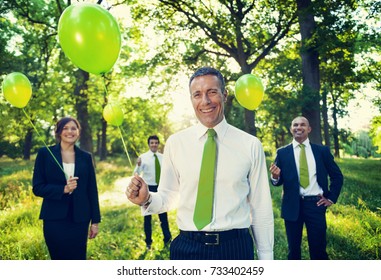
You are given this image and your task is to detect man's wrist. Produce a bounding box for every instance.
[271,176,279,183]
[140,193,152,207]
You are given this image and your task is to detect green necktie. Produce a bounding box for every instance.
[154,154,161,185]
[299,144,309,188]
[193,129,217,230]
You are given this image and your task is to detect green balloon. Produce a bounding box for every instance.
[103,103,124,126]
[58,3,121,75]
[234,74,264,110]
[2,72,32,108]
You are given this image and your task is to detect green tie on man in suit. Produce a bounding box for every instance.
[269,116,343,260]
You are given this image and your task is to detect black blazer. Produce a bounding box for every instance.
[32,144,101,224]
[272,143,343,221]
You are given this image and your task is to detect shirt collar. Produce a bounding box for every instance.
[196,117,228,141]
[148,150,157,156]
[292,138,310,149]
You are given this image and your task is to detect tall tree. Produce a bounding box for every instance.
[295,0,322,144]
[259,41,303,149]
[140,0,298,136]
[73,69,93,152]
[318,0,374,156]
[1,0,126,155]
[1,0,65,159]
[318,1,360,156]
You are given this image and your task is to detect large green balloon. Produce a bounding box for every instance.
[103,103,124,126]
[58,3,121,75]
[234,74,264,110]
[2,72,32,108]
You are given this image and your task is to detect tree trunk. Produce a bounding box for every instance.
[321,85,330,147]
[99,84,108,161]
[74,69,92,153]
[275,128,286,149]
[332,105,340,158]
[245,109,256,136]
[23,128,33,160]
[99,118,108,161]
[296,0,322,144]
[241,66,257,136]
[96,131,100,155]
[224,95,234,121]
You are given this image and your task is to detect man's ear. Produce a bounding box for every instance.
[223,90,228,102]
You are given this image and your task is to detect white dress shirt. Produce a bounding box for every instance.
[63,162,75,179]
[144,118,274,259]
[292,139,323,196]
[134,150,163,186]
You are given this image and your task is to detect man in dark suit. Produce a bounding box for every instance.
[270,116,343,260]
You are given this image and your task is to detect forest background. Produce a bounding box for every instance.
[0,0,380,260]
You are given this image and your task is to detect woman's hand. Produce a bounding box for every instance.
[64,176,79,194]
[89,223,99,239]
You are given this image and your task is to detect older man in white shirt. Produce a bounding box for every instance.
[127,67,274,260]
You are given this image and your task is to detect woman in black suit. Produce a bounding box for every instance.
[32,116,101,260]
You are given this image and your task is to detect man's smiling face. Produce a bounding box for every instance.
[290,117,311,143]
[190,74,227,128]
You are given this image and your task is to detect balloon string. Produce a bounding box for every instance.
[118,126,132,168]
[102,74,131,168]
[22,108,68,179]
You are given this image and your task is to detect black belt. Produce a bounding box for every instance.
[179,228,249,246]
[300,195,321,201]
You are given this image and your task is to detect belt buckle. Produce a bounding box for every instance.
[205,233,219,245]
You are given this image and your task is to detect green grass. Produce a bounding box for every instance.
[0,156,380,260]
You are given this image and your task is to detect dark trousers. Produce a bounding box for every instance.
[170,228,254,260]
[43,219,89,260]
[144,185,171,245]
[285,198,328,260]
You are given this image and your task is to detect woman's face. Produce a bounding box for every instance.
[60,121,80,144]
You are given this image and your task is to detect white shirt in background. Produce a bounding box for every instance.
[134,150,163,186]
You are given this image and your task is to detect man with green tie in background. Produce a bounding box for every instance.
[269,116,343,259]
[133,135,172,250]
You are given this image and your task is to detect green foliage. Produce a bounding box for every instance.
[0,140,22,159]
[257,41,302,149]
[0,157,36,210]
[1,0,380,161]
[1,156,380,260]
[370,116,381,154]
[0,0,176,160]
[351,130,379,158]
[1,0,381,258]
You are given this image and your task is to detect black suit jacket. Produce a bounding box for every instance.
[272,143,343,221]
[32,144,101,224]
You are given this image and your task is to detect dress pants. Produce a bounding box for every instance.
[43,196,89,260]
[144,185,172,246]
[44,219,89,260]
[170,228,254,260]
[284,198,328,260]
